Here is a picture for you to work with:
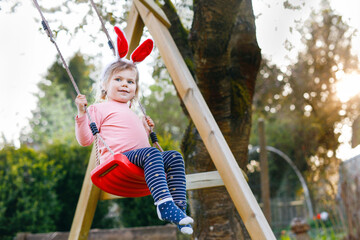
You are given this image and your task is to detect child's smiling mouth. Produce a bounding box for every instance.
[119,89,129,93]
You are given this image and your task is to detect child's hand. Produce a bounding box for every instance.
[75,94,88,117]
[142,115,155,133]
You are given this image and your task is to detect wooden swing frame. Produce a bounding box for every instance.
[69,0,275,239]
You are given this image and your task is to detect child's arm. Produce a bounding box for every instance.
[142,115,155,134]
[75,94,95,146]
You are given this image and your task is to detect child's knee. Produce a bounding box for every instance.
[144,147,162,163]
[168,150,183,158]
[168,151,185,165]
[148,147,161,155]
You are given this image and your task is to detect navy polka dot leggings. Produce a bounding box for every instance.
[123,147,187,206]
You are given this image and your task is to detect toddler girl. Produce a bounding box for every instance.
[74,26,193,234]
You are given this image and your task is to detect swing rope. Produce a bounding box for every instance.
[138,101,164,152]
[31,0,115,166]
[32,0,80,96]
[89,0,116,56]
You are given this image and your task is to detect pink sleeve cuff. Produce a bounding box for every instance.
[75,113,94,146]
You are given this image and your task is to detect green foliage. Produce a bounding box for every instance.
[45,53,95,101]
[308,218,344,240]
[116,196,165,227]
[157,132,182,152]
[21,53,95,146]
[280,231,291,240]
[0,142,116,239]
[21,84,76,146]
[43,141,116,230]
[142,66,188,142]
[42,141,90,231]
[0,145,61,239]
[309,218,333,229]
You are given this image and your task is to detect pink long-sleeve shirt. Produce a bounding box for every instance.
[75,100,151,163]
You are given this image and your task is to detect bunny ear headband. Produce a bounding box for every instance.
[114,26,153,64]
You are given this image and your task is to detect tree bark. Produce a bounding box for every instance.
[162,0,261,238]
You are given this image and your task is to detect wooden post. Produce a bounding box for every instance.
[258,118,271,225]
[133,0,275,238]
[69,147,101,240]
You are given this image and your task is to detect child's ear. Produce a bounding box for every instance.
[102,82,108,93]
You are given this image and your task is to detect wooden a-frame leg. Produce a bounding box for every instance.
[69,147,101,240]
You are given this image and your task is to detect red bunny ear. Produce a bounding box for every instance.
[131,39,153,64]
[114,26,129,58]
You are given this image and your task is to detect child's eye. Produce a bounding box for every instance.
[115,78,121,81]
[128,80,134,84]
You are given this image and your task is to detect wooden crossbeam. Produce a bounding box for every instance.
[186,171,224,191]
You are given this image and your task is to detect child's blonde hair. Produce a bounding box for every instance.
[98,60,140,103]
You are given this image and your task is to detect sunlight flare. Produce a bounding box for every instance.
[336,73,360,102]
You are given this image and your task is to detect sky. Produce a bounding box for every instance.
[1,0,360,159]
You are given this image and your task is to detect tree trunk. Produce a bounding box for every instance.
[163,0,261,238]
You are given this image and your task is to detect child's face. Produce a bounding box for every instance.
[105,68,137,103]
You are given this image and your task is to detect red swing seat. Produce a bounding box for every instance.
[90,154,151,198]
